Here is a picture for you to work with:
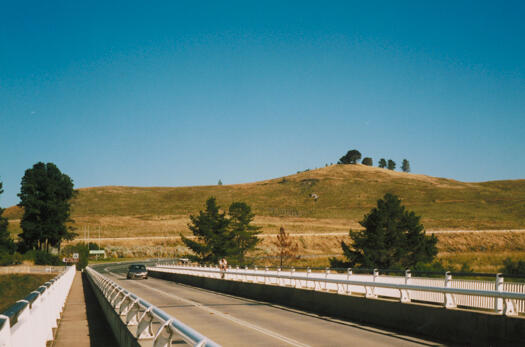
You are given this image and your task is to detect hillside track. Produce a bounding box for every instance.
[74,229,525,242]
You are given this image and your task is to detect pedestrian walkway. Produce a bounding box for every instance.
[53,271,117,347]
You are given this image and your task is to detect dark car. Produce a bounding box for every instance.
[127,264,148,279]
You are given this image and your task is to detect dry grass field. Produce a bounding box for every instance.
[5,164,525,271]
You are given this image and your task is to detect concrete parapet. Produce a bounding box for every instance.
[85,272,141,347]
[149,269,525,345]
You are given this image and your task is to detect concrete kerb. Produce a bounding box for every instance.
[84,272,141,347]
[148,269,525,345]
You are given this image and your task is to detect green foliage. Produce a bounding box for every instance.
[228,202,261,263]
[0,274,55,312]
[401,159,410,173]
[361,157,373,166]
[387,159,396,170]
[0,252,23,266]
[218,179,223,186]
[62,243,89,270]
[0,181,15,254]
[17,162,77,252]
[501,258,525,275]
[378,158,387,168]
[331,193,438,269]
[182,197,261,264]
[22,250,61,265]
[338,149,362,164]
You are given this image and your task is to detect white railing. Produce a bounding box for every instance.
[85,267,221,347]
[0,265,76,347]
[151,264,525,317]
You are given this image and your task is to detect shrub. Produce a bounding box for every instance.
[22,250,61,265]
[501,258,525,275]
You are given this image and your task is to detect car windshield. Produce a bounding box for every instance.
[129,265,146,270]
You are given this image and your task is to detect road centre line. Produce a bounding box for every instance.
[106,270,311,347]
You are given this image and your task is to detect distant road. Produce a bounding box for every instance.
[78,229,525,242]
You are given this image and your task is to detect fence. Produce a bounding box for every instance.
[0,265,65,274]
[0,266,75,347]
[152,263,525,316]
[85,267,221,347]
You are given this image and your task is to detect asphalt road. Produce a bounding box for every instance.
[98,264,445,347]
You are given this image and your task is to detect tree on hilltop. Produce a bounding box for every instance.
[361,157,373,166]
[387,159,396,170]
[378,158,387,168]
[330,193,437,269]
[18,162,77,252]
[338,149,362,164]
[402,159,410,173]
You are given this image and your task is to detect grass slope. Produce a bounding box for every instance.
[72,164,525,228]
[5,164,525,234]
[0,274,55,312]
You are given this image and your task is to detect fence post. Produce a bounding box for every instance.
[265,267,268,284]
[307,267,311,289]
[324,267,330,291]
[346,268,352,294]
[495,273,504,313]
[291,267,296,288]
[365,269,378,298]
[277,267,282,286]
[400,269,411,303]
[444,271,456,308]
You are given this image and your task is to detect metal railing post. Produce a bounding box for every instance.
[495,273,504,313]
[346,268,352,294]
[444,272,456,308]
[400,269,411,303]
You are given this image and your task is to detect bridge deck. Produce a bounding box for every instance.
[52,271,117,347]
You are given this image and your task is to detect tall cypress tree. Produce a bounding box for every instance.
[331,193,437,269]
[18,162,76,252]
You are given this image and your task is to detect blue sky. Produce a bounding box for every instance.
[1,1,524,207]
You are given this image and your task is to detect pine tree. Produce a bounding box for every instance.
[18,162,76,252]
[338,149,362,164]
[387,159,396,170]
[182,197,261,264]
[361,157,373,166]
[272,226,298,267]
[330,193,437,269]
[228,202,261,263]
[378,158,387,168]
[181,197,231,263]
[402,159,410,173]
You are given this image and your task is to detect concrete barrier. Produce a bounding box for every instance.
[149,269,525,345]
[84,272,140,347]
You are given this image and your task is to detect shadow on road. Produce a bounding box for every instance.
[81,272,119,347]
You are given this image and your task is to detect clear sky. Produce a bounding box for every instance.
[1,1,524,207]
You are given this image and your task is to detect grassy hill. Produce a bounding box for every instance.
[5,164,525,271]
[6,164,525,233]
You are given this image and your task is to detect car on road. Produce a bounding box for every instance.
[127,264,148,279]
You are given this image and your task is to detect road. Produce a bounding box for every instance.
[97,264,444,347]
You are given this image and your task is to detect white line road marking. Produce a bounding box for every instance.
[106,270,311,347]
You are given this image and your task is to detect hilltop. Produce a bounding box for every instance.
[6,164,525,232]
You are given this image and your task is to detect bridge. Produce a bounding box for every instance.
[1,262,525,346]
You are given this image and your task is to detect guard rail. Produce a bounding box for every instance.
[151,264,525,316]
[0,265,75,347]
[85,267,221,347]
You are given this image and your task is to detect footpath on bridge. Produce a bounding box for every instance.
[52,271,117,347]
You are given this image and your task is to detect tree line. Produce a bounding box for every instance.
[338,149,411,173]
